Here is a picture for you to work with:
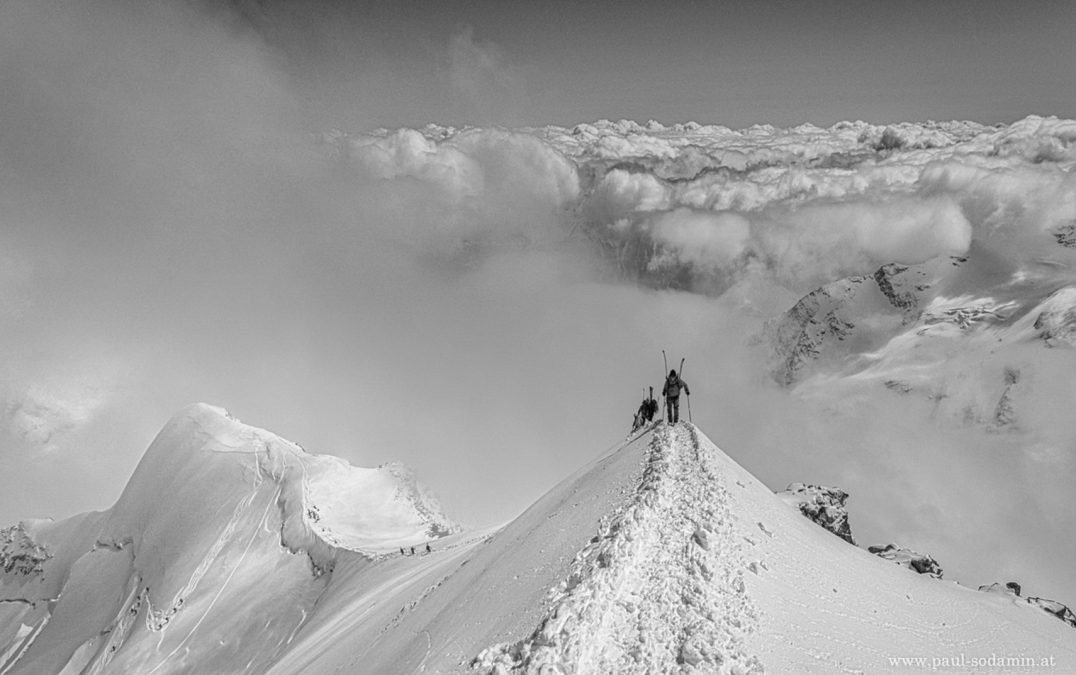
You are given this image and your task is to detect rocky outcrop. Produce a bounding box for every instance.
[867,544,943,578]
[776,483,855,545]
[989,368,1021,432]
[1032,287,1076,347]
[762,277,866,385]
[873,263,932,319]
[1052,221,1076,248]
[761,259,947,385]
[978,581,1023,596]
[379,462,463,539]
[1028,597,1076,629]
[0,523,51,577]
[979,582,1076,629]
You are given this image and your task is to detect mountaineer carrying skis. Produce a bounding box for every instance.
[631,387,659,432]
[662,369,690,424]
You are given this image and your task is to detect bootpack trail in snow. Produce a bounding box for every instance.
[474,422,762,674]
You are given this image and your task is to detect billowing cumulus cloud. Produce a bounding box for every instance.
[648,209,752,271]
[589,169,671,218]
[343,127,578,254]
[532,115,1072,293]
[755,196,973,286]
[579,191,971,294]
[920,159,1076,241]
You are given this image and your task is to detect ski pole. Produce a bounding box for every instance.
[662,350,669,422]
[679,358,691,421]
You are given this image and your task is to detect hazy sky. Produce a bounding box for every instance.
[2,0,1076,605]
[242,0,1076,129]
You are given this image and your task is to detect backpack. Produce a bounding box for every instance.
[665,376,681,398]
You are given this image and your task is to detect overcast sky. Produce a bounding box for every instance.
[2,0,1075,604]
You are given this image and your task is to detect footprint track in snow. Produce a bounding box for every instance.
[473,423,763,674]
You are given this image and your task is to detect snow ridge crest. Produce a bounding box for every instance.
[473,423,762,674]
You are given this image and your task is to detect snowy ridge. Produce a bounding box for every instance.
[5,409,1076,673]
[474,423,761,673]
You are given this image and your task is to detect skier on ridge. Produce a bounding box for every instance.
[662,369,690,424]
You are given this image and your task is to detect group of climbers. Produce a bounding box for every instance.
[388,364,689,569]
[631,366,690,432]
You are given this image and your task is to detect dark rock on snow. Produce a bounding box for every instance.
[868,543,943,578]
[980,581,1076,629]
[777,483,855,545]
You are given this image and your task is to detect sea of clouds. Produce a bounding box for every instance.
[338,115,1075,297]
[2,0,1076,613]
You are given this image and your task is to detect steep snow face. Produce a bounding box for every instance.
[0,404,456,675]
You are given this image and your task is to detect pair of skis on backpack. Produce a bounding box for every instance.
[630,351,691,433]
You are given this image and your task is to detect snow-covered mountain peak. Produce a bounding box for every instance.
[108,403,458,559]
[0,403,458,674]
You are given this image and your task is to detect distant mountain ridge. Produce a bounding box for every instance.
[759,241,1076,435]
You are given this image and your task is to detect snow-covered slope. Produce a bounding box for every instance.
[280,421,1076,674]
[0,404,457,674]
[2,408,1073,674]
